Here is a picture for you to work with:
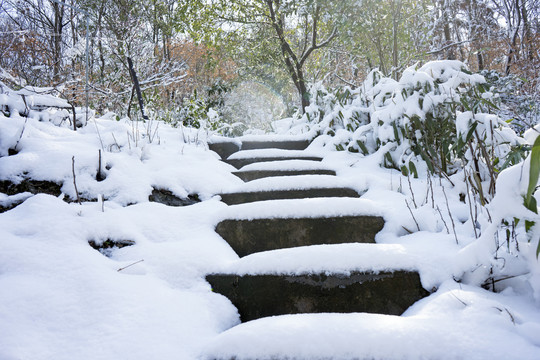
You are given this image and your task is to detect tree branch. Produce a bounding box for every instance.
[265,0,301,90]
[427,39,475,55]
[300,26,338,67]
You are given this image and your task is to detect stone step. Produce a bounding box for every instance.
[148,188,200,206]
[206,271,428,322]
[209,140,310,159]
[215,215,384,257]
[234,169,336,182]
[225,156,323,169]
[219,187,360,205]
[208,142,241,160]
[241,140,310,151]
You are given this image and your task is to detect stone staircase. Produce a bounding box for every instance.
[207,138,428,324]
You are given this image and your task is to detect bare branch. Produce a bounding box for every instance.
[300,26,338,67]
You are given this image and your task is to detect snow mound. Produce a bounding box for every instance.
[204,282,540,360]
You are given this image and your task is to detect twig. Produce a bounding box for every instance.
[13,117,28,151]
[405,199,420,231]
[426,39,475,55]
[334,73,357,88]
[117,259,144,272]
[436,205,450,234]
[428,173,435,208]
[111,133,121,152]
[150,121,160,143]
[401,226,413,234]
[442,186,458,244]
[407,175,417,208]
[20,94,29,117]
[72,156,81,205]
[96,149,104,181]
[465,171,479,239]
[503,308,516,325]
[450,292,468,306]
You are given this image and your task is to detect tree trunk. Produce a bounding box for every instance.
[296,68,310,113]
[477,53,484,70]
[440,1,455,60]
[52,1,64,82]
[505,0,522,75]
[265,0,336,114]
[520,0,533,61]
[391,0,402,80]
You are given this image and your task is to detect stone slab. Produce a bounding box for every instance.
[219,188,360,205]
[225,156,323,169]
[209,140,311,159]
[148,189,200,206]
[208,142,241,160]
[241,140,310,151]
[215,215,384,257]
[206,271,428,322]
[0,179,62,197]
[234,169,336,182]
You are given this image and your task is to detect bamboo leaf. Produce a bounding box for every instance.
[392,121,401,145]
[401,165,409,177]
[409,161,418,178]
[526,135,540,204]
[356,140,369,155]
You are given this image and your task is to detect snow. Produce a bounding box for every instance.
[219,197,384,221]
[227,148,323,159]
[1,73,539,360]
[209,133,312,143]
[204,282,540,360]
[211,239,460,290]
[0,196,238,360]
[238,159,334,171]
[221,174,360,193]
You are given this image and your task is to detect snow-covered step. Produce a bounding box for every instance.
[206,270,427,322]
[209,139,311,159]
[226,156,323,169]
[215,198,384,256]
[241,139,310,151]
[224,149,323,169]
[219,187,360,205]
[208,141,241,160]
[233,169,336,182]
[237,158,335,172]
[224,174,358,192]
[216,215,383,257]
[230,158,337,181]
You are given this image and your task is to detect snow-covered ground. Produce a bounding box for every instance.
[1,86,540,359]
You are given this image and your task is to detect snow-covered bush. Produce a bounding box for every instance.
[278,60,540,266]
[288,61,528,201]
[0,81,90,129]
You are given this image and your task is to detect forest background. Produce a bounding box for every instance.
[0,0,538,135]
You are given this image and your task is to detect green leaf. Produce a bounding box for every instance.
[409,161,418,178]
[525,196,537,233]
[392,121,401,145]
[401,165,409,177]
[526,135,540,204]
[418,147,434,173]
[384,152,397,169]
[356,140,369,155]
